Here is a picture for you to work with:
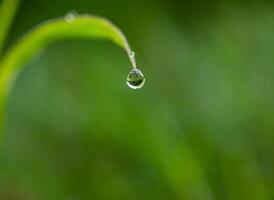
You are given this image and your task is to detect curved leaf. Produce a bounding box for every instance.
[0,0,20,54]
[0,14,136,130]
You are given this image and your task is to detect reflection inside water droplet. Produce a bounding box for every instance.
[65,11,78,23]
[127,68,145,89]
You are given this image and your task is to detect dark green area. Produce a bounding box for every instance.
[1,0,274,199]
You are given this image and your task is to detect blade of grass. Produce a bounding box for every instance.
[0,14,136,134]
[0,0,20,54]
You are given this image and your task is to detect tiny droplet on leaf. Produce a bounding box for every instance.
[64,11,78,23]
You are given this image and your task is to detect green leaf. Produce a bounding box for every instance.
[0,0,20,54]
[0,14,136,132]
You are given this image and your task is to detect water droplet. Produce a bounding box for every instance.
[129,51,137,68]
[65,11,78,23]
[127,68,145,89]
[130,51,135,58]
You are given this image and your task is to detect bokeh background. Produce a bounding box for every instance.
[1,0,274,199]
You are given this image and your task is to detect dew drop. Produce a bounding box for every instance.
[130,51,135,58]
[126,68,145,89]
[65,11,78,23]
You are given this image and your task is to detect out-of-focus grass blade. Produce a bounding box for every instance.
[0,14,134,132]
[0,0,20,54]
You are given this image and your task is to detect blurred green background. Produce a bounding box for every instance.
[1,0,274,199]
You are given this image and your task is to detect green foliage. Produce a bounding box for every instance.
[1,0,274,200]
[0,0,19,54]
[0,0,134,132]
